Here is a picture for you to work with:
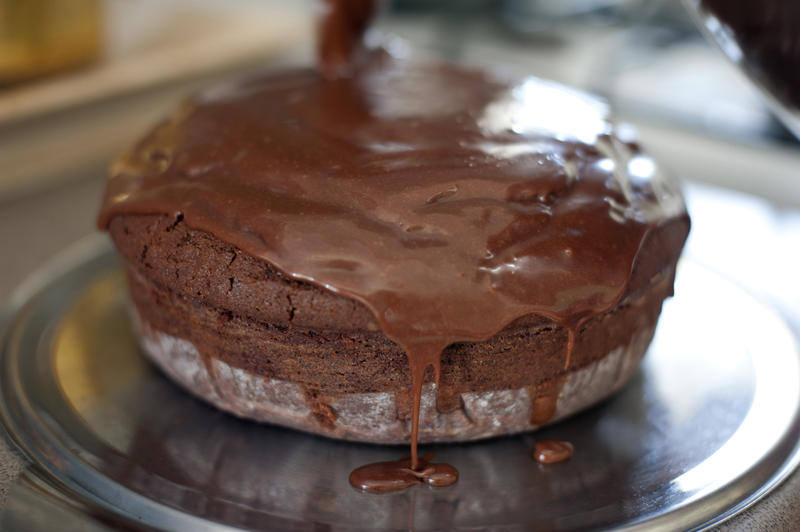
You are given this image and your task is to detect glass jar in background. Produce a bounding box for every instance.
[0,0,101,85]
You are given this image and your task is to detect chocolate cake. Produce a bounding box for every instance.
[98,0,689,492]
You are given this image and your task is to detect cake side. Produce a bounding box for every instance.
[107,212,689,335]
[108,213,685,443]
[134,312,656,443]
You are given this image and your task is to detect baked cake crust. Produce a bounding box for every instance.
[109,213,686,443]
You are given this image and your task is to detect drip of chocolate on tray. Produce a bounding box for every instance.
[534,440,574,464]
[349,452,458,493]
[98,0,688,493]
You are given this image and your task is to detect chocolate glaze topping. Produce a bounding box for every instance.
[98,0,687,492]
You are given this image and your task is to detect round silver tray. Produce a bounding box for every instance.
[1,235,799,531]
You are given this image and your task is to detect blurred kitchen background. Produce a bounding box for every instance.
[0,0,798,526]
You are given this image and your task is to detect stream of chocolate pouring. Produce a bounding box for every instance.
[319,0,460,490]
[326,0,557,491]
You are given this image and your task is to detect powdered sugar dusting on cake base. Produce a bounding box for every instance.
[136,314,654,444]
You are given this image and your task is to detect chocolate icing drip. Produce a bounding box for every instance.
[349,452,458,493]
[98,0,688,493]
[564,326,576,370]
[534,440,573,464]
[528,375,566,426]
[303,388,338,429]
[406,344,442,470]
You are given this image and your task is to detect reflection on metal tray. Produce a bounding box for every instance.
[0,235,799,531]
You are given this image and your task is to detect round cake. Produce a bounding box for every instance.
[98,51,689,448]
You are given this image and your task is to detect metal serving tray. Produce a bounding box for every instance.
[1,235,798,531]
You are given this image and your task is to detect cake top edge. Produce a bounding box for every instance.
[98,51,689,351]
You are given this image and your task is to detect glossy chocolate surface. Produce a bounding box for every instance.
[98,54,685,355]
[349,452,458,493]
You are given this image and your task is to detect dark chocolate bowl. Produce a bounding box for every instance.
[686,0,800,139]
